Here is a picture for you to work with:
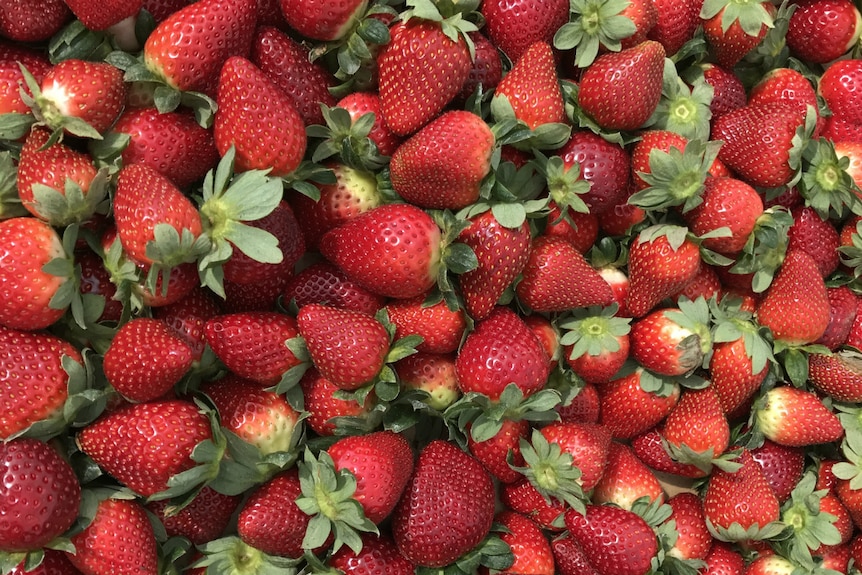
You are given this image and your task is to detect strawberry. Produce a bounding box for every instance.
[708,329,770,417]
[626,225,702,318]
[251,26,337,127]
[599,368,681,440]
[749,440,805,503]
[143,0,257,96]
[297,303,390,390]
[214,56,307,177]
[153,286,222,361]
[318,203,443,300]
[481,0,568,62]
[0,0,70,42]
[0,43,51,116]
[673,263,723,304]
[501,478,568,532]
[328,532,416,574]
[395,352,461,411]
[204,312,302,386]
[702,448,781,541]
[748,67,821,125]
[103,317,193,403]
[755,250,831,346]
[455,306,551,401]
[377,16,472,136]
[647,0,701,56]
[552,533,601,575]
[77,398,213,497]
[516,236,615,313]
[109,107,219,189]
[743,555,796,575]
[524,421,613,496]
[564,504,658,575]
[389,110,494,209]
[558,382,601,424]
[591,441,664,510]
[391,440,496,567]
[577,40,665,132]
[665,492,712,562]
[786,0,861,63]
[457,210,532,321]
[629,300,712,377]
[786,206,840,278]
[300,368,376,436]
[630,426,707,479]
[480,511,554,575]
[0,217,74,331]
[490,42,566,131]
[560,305,632,385]
[700,0,774,68]
[457,31,503,102]
[283,261,386,316]
[0,438,80,552]
[146,486,241,545]
[66,496,158,575]
[809,351,862,402]
[467,418,530,485]
[385,294,466,354]
[700,541,745,575]
[336,91,403,157]
[279,0,367,41]
[543,204,600,254]
[619,0,659,49]
[700,62,747,122]
[684,176,764,255]
[754,385,844,447]
[662,385,730,473]
[62,0,142,30]
[8,549,80,574]
[202,374,301,456]
[558,130,632,217]
[819,59,862,126]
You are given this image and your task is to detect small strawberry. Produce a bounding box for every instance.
[0,43,50,116]
[591,441,664,510]
[577,40,665,132]
[564,504,658,575]
[708,315,771,417]
[283,261,386,316]
[749,439,805,503]
[480,511,554,575]
[279,0,367,41]
[700,62,747,122]
[753,385,844,447]
[0,0,70,42]
[300,368,376,436]
[816,286,858,350]
[665,492,712,562]
[457,31,503,102]
[559,305,632,385]
[336,91,403,157]
[395,352,461,411]
[481,0,568,62]
[146,486,241,545]
[809,351,862,403]
[786,206,840,278]
[385,294,466,354]
[557,130,632,217]
[700,0,775,68]
[501,478,568,532]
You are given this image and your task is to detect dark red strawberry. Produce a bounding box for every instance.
[283,261,387,316]
[385,294,466,354]
[565,504,658,575]
[481,0,568,62]
[147,486,241,545]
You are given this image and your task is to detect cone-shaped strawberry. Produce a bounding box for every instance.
[754,385,844,447]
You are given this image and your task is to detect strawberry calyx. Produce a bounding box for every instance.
[413,526,515,575]
[294,448,379,555]
[458,156,547,229]
[728,206,793,293]
[700,0,775,37]
[307,104,390,172]
[532,151,592,215]
[710,296,775,376]
[512,428,588,514]
[648,60,715,142]
[429,209,479,309]
[27,167,111,228]
[799,136,862,221]
[558,303,632,360]
[192,536,302,575]
[489,99,572,152]
[552,0,639,68]
[398,0,480,58]
[43,224,87,330]
[0,151,28,219]
[17,64,103,142]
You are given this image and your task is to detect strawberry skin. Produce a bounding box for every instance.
[147,486,241,546]
[328,532,416,574]
[754,385,844,447]
[684,176,763,255]
[62,0,142,30]
[279,0,368,41]
[492,41,566,129]
[481,0,568,62]
[38,59,126,134]
[236,469,312,558]
[481,511,554,575]
[391,440,496,567]
[578,40,666,132]
[283,261,387,316]
[385,295,466,354]
[0,44,51,115]
[564,504,658,575]
[625,228,701,318]
[0,438,81,552]
[809,351,862,402]
[819,59,862,126]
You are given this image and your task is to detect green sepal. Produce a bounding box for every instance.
[307,104,389,171]
[415,530,515,575]
[772,471,841,570]
[798,136,862,221]
[194,536,303,575]
[48,20,114,63]
[700,0,774,36]
[532,151,591,214]
[729,206,793,293]
[705,517,786,543]
[0,151,26,219]
[645,59,714,142]
[553,0,638,68]
[631,139,722,213]
[0,112,35,141]
[28,168,110,227]
[558,303,631,360]
[510,428,587,514]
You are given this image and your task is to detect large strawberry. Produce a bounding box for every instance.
[700,0,775,68]
[385,294,466,354]
[564,504,658,575]
[283,261,387,316]
[753,385,844,447]
[819,59,862,126]
[785,0,861,64]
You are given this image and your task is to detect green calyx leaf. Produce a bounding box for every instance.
[553,0,638,68]
[700,0,774,36]
[511,428,586,514]
[308,105,389,171]
[532,152,591,214]
[28,167,111,227]
[558,304,631,360]
[194,536,303,575]
[729,206,792,293]
[631,139,722,212]
[799,137,862,220]
[772,471,841,570]
[646,59,714,142]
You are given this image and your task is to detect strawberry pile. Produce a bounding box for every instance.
[2,0,862,573]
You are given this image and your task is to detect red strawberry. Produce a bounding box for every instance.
[558,382,601,424]
[809,351,862,402]
[560,130,633,217]
[552,533,601,575]
[283,261,386,316]
[560,306,632,385]
[754,385,844,447]
[543,204,600,254]
[457,210,532,321]
[684,176,764,255]
[564,504,658,575]
[819,59,862,126]
[146,486,241,545]
[297,303,390,390]
[318,203,443,299]
[109,107,219,189]
[279,0,367,40]
[0,0,70,42]
[662,385,730,471]
[153,286,222,361]
[629,303,712,377]
[103,317,193,403]
[501,478,568,532]
[455,306,551,401]
[385,295,466,354]
[816,286,858,350]
[700,0,774,68]
[391,440,496,567]
[143,0,257,96]
[0,217,73,331]
[457,31,503,102]
[202,374,301,455]
[377,18,471,136]
[516,236,615,313]
[481,0,568,62]
[709,333,769,417]
[755,250,831,346]
[648,0,701,56]
[630,426,707,479]
[786,0,861,63]
[700,541,745,575]
[532,421,613,494]
[578,40,665,132]
[236,469,312,559]
[468,418,530,484]
[700,62,747,122]
[204,312,302,386]
[787,206,840,278]
[0,438,80,552]
[67,497,158,575]
[480,511,554,575]
[591,441,664,510]
[336,91,403,157]
[491,42,566,130]
[749,439,805,503]
[62,0,141,30]
[599,368,681,440]
[251,26,337,127]
[743,555,796,575]
[214,56,307,177]
[665,492,712,562]
[395,352,460,411]
[749,67,821,125]
[300,368,376,436]
[0,43,51,115]
[77,399,213,497]
[328,532,416,574]
[619,0,659,48]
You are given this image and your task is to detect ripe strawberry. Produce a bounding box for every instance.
[377,17,471,136]
[630,426,707,479]
[0,43,51,115]
[700,541,745,575]
[626,226,702,317]
[673,263,723,304]
[279,0,367,40]
[749,67,820,125]
[202,374,300,455]
[516,236,615,313]
[591,441,663,510]
[300,368,376,436]
[543,204,600,254]
[629,302,712,377]
[702,448,781,540]
[684,176,764,255]
[143,0,257,96]
[700,62,747,122]
[103,317,193,403]
[662,385,730,470]
[146,486,241,545]
[709,332,769,417]
[501,478,568,532]
[336,91,403,157]
[491,42,566,130]
[390,110,494,209]
[283,261,386,316]
[0,0,70,42]
[647,0,701,56]
[326,430,414,524]
[62,0,141,30]
[558,130,632,218]
[0,439,80,552]
[328,532,416,574]
[153,286,222,361]
[0,217,73,331]
[700,0,774,68]
[749,440,805,503]
[77,399,212,497]
[67,497,158,575]
[385,295,466,354]
[204,312,302,386]
[578,40,665,132]
[480,511,554,575]
[318,203,443,299]
[619,0,659,48]
[391,440,496,567]
[467,419,529,484]
[395,352,460,411]
[530,421,613,494]
[481,0,568,62]
[8,549,81,574]
[455,306,551,401]
[665,492,712,562]
[457,31,503,102]
[560,305,631,385]
[786,0,861,63]
[755,250,831,346]
[558,382,601,424]
[564,504,658,575]
[819,59,862,126]
[251,26,337,127]
[457,211,531,321]
[214,56,306,177]
[599,368,681,440]
[552,533,601,575]
[809,351,862,402]
[754,385,844,447]
[109,107,219,189]
[787,206,840,278]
